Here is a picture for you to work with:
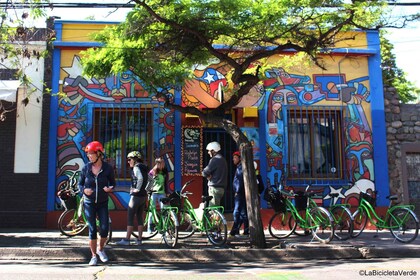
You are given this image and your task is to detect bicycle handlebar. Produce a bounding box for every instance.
[180,179,195,193]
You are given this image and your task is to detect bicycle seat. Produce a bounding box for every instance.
[202,196,213,203]
[330,193,339,198]
[160,197,171,204]
[386,195,398,201]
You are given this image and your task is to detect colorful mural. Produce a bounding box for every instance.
[54,55,175,210]
[263,66,375,207]
[51,21,385,213]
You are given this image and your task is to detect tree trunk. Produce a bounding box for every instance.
[221,119,266,248]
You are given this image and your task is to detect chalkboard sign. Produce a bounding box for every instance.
[182,126,202,176]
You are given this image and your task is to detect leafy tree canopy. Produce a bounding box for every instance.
[81,0,408,248]
[82,0,392,117]
[380,31,419,103]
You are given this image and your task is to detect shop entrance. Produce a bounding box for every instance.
[203,128,238,212]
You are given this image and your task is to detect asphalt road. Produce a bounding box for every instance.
[0,258,419,280]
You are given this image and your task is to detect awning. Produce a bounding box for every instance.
[0,80,20,102]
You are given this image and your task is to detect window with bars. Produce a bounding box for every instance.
[91,105,153,184]
[286,106,345,180]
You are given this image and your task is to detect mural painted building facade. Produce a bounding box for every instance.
[45,20,389,228]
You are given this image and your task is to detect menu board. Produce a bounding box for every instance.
[182,126,202,176]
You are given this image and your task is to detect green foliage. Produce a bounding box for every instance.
[380,31,419,103]
[1,1,50,121]
[82,0,389,102]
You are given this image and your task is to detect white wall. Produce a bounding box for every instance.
[14,43,45,173]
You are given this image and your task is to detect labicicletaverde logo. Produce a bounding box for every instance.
[359,270,417,277]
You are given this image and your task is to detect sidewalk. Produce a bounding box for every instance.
[0,229,419,263]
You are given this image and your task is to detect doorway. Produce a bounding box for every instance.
[203,128,237,212]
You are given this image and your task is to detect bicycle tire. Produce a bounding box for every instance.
[177,210,196,239]
[204,209,227,246]
[331,206,353,240]
[351,208,367,238]
[269,212,295,239]
[308,206,334,243]
[58,209,87,236]
[162,209,179,248]
[141,204,159,240]
[389,208,419,243]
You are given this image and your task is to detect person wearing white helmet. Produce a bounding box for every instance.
[202,141,228,206]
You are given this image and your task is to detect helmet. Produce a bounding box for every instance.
[85,141,104,153]
[206,141,221,152]
[127,151,141,159]
[233,151,241,157]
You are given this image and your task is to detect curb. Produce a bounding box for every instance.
[1,246,418,262]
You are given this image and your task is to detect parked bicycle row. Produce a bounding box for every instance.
[264,183,419,244]
[56,142,419,267]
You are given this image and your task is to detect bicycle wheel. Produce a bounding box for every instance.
[142,207,159,240]
[162,209,179,248]
[177,210,196,239]
[269,212,295,239]
[308,207,334,243]
[289,211,311,236]
[351,208,367,238]
[58,209,87,236]
[331,206,353,240]
[204,209,227,246]
[389,208,419,243]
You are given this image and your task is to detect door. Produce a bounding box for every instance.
[203,128,237,212]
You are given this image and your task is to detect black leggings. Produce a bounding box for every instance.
[127,195,147,226]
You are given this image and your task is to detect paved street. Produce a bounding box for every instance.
[0,228,419,263]
[0,258,419,280]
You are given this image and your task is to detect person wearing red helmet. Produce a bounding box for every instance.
[230,151,249,237]
[78,141,115,266]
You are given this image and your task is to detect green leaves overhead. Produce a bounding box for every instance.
[82,0,389,99]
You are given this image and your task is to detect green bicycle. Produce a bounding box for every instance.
[57,187,113,244]
[172,179,227,246]
[267,185,335,243]
[351,189,419,243]
[327,192,354,241]
[140,190,179,248]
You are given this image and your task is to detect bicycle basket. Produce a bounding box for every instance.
[263,186,278,203]
[294,192,308,211]
[359,192,376,207]
[168,192,182,209]
[61,195,77,210]
[270,196,287,213]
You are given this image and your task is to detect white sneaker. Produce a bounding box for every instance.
[89,256,97,266]
[116,239,130,246]
[96,249,108,263]
[135,239,142,246]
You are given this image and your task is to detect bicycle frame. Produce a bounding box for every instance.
[280,191,320,230]
[145,194,178,233]
[357,198,415,229]
[182,194,224,231]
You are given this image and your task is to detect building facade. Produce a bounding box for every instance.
[40,19,391,229]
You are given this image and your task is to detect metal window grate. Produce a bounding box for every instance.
[286,105,348,184]
[87,102,159,186]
